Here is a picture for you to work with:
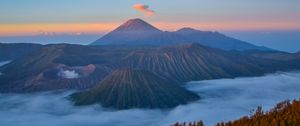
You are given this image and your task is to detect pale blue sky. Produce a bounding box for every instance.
[1,0,300,24]
[0,0,299,52]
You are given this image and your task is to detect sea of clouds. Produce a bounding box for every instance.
[0,61,11,66]
[0,71,300,126]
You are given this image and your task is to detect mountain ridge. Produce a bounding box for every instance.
[92,18,271,51]
[1,43,299,93]
[0,43,43,62]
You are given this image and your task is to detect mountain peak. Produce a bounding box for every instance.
[177,27,197,32]
[125,18,146,24]
[115,18,161,32]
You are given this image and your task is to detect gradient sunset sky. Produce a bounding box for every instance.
[1,0,300,36]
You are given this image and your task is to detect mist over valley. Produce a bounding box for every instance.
[0,71,299,126]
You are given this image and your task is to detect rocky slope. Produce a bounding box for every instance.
[70,69,200,109]
[118,43,298,83]
[0,43,299,93]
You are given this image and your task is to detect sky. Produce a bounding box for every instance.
[0,0,299,52]
[1,0,300,35]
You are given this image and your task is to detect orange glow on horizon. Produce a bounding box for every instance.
[1,21,299,36]
[0,23,119,36]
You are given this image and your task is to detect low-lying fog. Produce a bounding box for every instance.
[0,61,10,67]
[0,61,11,76]
[0,71,300,126]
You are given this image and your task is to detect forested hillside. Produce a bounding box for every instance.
[171,99,300,126]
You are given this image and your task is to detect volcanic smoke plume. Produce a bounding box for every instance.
[133,4,155,17]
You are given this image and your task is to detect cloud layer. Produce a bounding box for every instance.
[0,71,300,126]
[133,4,155,17]
[0,61,11,66]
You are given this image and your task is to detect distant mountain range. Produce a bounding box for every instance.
[0,34,99,45]
[0,43,42,61]
[92,18,270,51]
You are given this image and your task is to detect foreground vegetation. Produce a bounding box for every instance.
[171,99,300,126]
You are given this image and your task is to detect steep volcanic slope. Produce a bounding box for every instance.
[118,43,293,83]
[0,43,43,61]
[91,18,271,51]
[92,18,185,45]
[175,28,270,51]
[0,43,299,93]
[70,69,200,109]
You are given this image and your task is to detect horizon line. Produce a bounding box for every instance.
[1,19,300,36]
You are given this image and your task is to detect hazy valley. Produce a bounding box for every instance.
[1,71,299,126]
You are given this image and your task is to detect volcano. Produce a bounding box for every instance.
[111,18,161,32]
[70,69,200,109]
[91,18,271,51]
[91,18,183,45]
